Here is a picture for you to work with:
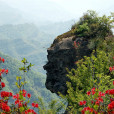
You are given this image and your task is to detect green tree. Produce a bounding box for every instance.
[37,96,66,114]
[60,50,114,113]
[72,10,114,38]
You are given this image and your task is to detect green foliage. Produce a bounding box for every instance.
[38,96,66,114]
[97,36,114,56]
[19,58,34,88]
[60,49,114,113]
[72,10,114,38]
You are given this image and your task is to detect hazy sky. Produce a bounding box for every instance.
[1,0,114,22]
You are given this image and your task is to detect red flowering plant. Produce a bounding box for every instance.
[78,56,114,114]
[0,57,12,113]
[0,57,39,114]
[11,58,39,114]
[73,41,80,49]
[80,80,114,114]
[60,50,114,113]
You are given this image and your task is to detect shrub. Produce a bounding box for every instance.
[72,10,114,39]
[60,50,114,113]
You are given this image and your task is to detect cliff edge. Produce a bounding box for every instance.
[43,34,92,95]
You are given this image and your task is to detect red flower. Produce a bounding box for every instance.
[22,89,27,97]
[79,101,83,106]
[81,107,93,114]
[113,57,114,60]
[13,93,19,99]
[91,100,94,104]
[18,102,23,108]
[32,102,35,107]
[95,101,100,105]
[87,88,96,96]
[34,103,38,108]
[108,101,114,110]
[87,91,91,96]
[2,58,5,63]
[110,98,114,102]
[79,101,86,106]
[1,103,10,112]
[91,90,95,95]
[74,41,78,48]
[105,89,114,95]
[25,109,37,114]
[91,87,95,91]
[15,99,20,105]
[1,91,12,98]
[113,66,114,70]
[113,81,114,85]
[1,69,5,73]
[98,97,103,103]
[1,82,5,88]
[109,67,113,72]
[27,93,31,98]
[5,69,8,74]
[99,92,105,97]
[31,102,39,108]
[9,92,13,96]
[83,101,86,105]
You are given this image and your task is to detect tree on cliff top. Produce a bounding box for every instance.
[72,10,114,38]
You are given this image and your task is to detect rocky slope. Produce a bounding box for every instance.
[44,33,92,95]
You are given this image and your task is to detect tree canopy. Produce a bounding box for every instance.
[72,10,114,38]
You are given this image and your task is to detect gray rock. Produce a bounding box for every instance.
[44,36,92,95]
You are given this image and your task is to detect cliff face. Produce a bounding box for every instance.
[44,34,92,95]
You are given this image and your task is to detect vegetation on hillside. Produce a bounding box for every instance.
[58,10,114,113]
[0,52,60,108]
[54,10,114,45]
[60,48,114,113]
[0,10,113,113]
[28,10,114,113]
[72,10,113,38]
[50,10,114,113]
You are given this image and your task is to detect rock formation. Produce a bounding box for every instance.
[44,33,92,95]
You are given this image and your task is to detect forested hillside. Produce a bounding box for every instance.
[0,24,55,73]
[0,51,59,106]
[0,1,25,25]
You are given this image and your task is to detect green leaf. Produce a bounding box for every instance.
[16,76,19,81]
[19,76,22,79]
[15,82,18,86]
[19,107,24,112]
[93,105,99,111]
[21,82,24,85]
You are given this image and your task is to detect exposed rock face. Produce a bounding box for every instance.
[44,35,92,95]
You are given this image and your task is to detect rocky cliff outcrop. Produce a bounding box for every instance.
[44,34,92,95]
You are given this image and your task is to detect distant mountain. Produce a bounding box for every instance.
[0,1,26,25]
[0,22,74,73]
[0,24,53,40]
[39,20,75,36]
[0,24,55,73]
